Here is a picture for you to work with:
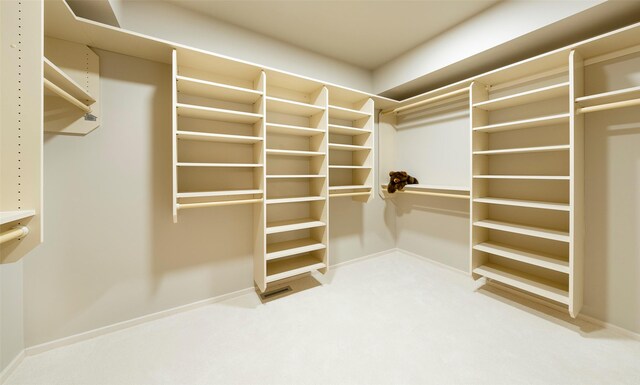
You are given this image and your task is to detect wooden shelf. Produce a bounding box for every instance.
[266,96,325,116]
[473,175,570,180]
[266,218,326,234]
[266,149,326,157]
[266,196,326,205]
[177,190,262,198]
[474,242,569,273]
[473,144,570,155]
[176,103,263,124]
[400,184,471,192]
[473,197,570,211]
[576,85,640,107]
[176,131,262,144]
[0,210,36,225]
[329,165,371,169]
[328,143,371,151]
[266,123,324,136]
[473,219,570,242]
[328,124,371,136]
[177,162,262,168]
[176,75,262,104]
[473,114,570,133]
[474,82,569,110]
[329,185,372,191]
[266,238,326,261]
[43,57,95,103]
[266,174,326,179]
[473,263,569,304]
[266,254,326,283]
[328,105,371,121]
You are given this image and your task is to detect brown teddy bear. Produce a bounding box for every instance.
[387,171,419,193]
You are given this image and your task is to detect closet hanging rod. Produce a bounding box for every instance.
[382,88,469,115]
[577,98,640,114]
[43,78,92,113]
[389,190,470,199]
[0,226,29,245]
[177,199,263,210]
[330,192,371,198]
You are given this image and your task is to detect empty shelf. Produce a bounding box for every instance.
[473,263,569,304]
[329,105,371,121]
[576,85,640,107]
[0,210,36,225]
[267,174,326,179]
[473,82,569,110]
[266,96,325,116]
[176,75,262,104]
[266,149,326,157]
[176,103,263,124]
[177,190,263,198]
[473,114,569,133]
[43,57,95,103]
[329,165,371,169]
[329,143,372,151]
[266,123,324,136]
[266,196,325,204]
[266,238,326,261]
[266,254,326,283]
[474,242,569,273]
[177,162,262,168]
[329,185,372,191]
[266,218,326,234]
[176,131,262,144]
[402,184,470,192]
[473,219,570,242]
[473,145,570,155]
[328,124,371,136]
[473,175,570,180]
[473,197,569,211]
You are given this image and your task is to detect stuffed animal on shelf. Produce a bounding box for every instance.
[387,171,419,193]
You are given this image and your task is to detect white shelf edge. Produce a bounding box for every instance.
[0,210,36,225]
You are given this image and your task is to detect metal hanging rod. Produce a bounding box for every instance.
[177,199,263,210]
[43,78,92,113]
[577,98,640,114]
[382,88,469,115]
[0,226,29,245]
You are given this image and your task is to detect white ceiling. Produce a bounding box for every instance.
[164,0,500,70]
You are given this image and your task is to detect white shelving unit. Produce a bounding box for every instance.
[469,50,584,317]
[327,96,374,201]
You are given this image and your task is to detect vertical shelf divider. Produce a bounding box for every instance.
[254,71,267,292]
[470,81,489,278]
[172,49,178,223]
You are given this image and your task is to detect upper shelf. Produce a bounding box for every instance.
[266,96,325,117]
[328,105,371,121]
[328,124,371,136]
[575,85,640,107]
[176,75,262,104]
[473,114,570,133]
[473,83,569,111]
[43,57,95,103]
[0,210,36,225]
[176,103,263,124]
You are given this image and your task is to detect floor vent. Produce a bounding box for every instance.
[260,286,292,300]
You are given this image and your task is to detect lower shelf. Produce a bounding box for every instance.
[266,238,326,260]
[266,218,326,234]
[266,254,326,283]
[473,263,569,305]
[473,220,570,242]
[473,242,569,273]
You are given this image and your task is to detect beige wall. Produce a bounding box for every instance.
[0,262,24,373]
[22,49,395,347]
[111,0,373,93]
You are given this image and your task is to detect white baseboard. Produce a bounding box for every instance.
[23,248,397,358]
[0,350,24,385]
[25,286,255,356]
[396,248,469,276]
